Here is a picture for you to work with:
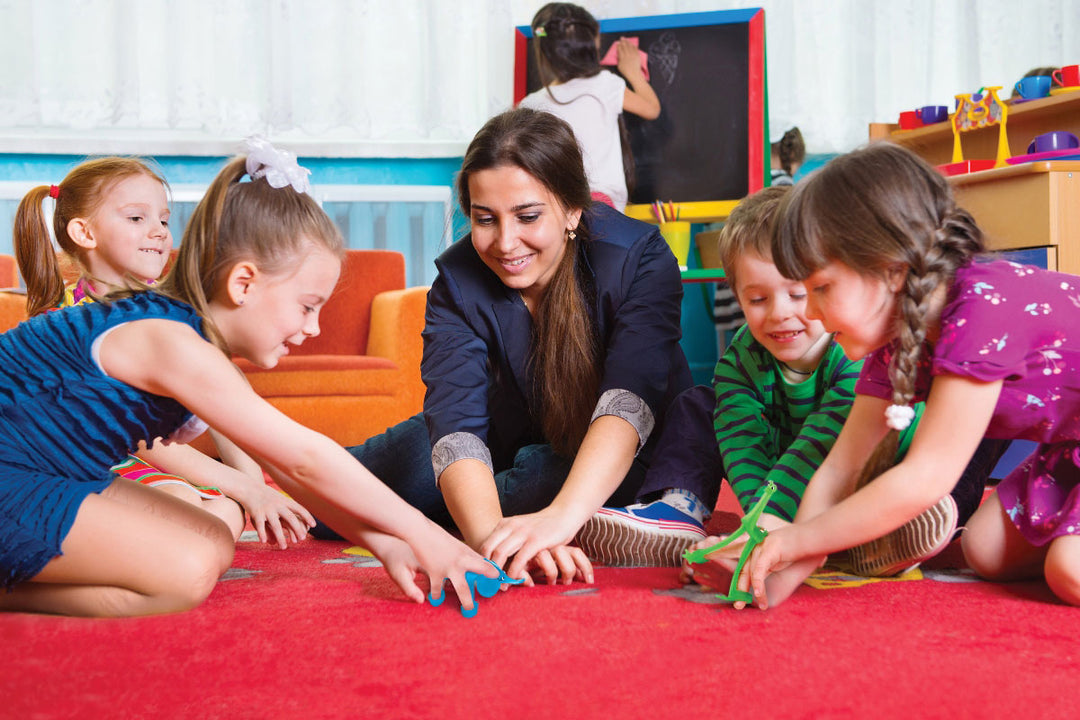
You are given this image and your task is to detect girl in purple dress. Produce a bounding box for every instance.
[735,142,1080,608]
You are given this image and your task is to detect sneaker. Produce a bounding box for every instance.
[575,493,707,567]
[846,494,958,577]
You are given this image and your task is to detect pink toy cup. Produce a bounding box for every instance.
[1053,65,1080,87]
[898,110,922,130]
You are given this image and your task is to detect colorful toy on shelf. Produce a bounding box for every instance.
[429,558,524,619]
[950,86,1012,169]
[683,481,777,604]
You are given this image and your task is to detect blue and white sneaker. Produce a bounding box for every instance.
[575,489,708,567]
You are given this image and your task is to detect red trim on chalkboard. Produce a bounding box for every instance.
[514,30,528,104]
[747,9,765,193]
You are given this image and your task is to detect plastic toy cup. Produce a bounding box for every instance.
[916,105,948,124]
[659,221,691,270]
[1027,131,1080,155]
[1014,75,1052,99]
[898,110,922,130]
[1053,64,1080,87]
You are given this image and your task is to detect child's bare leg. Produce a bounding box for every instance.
[1044,535,1080,605]
[962,490,1046,581]
[150,482,245,540]
[0,480,234,617]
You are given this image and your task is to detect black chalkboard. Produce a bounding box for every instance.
[515,10,766,207]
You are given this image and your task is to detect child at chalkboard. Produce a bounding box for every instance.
[518,2,661,211]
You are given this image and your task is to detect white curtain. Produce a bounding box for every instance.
[1,0,1078,155]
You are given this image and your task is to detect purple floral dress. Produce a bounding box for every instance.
[856,259,1080,545]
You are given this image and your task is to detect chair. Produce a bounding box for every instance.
[0,253,18,288]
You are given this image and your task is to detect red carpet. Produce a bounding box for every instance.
[3,488,1077,719]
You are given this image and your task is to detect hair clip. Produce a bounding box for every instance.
[242,135,312,195]
[683,482,777,604]
[885,404,915,432]
[48,185,60,199]
[534,25,546,37]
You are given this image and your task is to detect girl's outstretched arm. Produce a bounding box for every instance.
[745,374,1003,607]
[100,319,497,610]
[616,38,661,120]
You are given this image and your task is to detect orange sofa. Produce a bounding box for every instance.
[0,250,428,450]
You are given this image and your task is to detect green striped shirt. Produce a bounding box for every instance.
[712,326,920,522]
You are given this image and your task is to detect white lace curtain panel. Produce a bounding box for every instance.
[1,0,1078,155]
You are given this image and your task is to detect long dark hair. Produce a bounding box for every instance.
[772,142,985,489]
[457,107,599,457]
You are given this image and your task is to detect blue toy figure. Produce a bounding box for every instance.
[429,559,525,618]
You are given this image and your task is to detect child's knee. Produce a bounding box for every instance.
[1045,538,1080,606]
[960,529,999,579]
[163,539,233,611]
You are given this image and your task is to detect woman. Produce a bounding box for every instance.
[324,108,691,585]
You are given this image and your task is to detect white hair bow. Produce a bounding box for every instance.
[885,404,916,432]
[243,135,312,195]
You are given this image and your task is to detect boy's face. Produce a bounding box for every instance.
[733,250,829,372]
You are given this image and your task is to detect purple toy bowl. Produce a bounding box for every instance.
[1027,131,1080,155]
[916,105,949,124]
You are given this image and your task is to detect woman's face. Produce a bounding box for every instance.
[467,165,582,307]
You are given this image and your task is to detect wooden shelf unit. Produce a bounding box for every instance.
[870,91,1080,274]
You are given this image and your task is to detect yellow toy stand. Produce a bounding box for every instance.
[951,86,1012,168]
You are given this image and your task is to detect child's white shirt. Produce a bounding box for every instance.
[519,71,628,210]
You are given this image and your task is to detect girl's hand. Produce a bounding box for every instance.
[411,522,502,614]
[239,480,316,549]
[679,534,743,585]
[735,526,823,610]
[615,37,643,79]
[360,532,428,603]
[480,509,593,584]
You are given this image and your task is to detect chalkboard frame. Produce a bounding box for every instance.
[514,8,767,223]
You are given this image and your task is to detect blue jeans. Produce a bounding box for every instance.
[313,414,647,539]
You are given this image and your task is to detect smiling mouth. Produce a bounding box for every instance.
[770,330,803,340]
[501,256,530,267]
[140,248,164,255]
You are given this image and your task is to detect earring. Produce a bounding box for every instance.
[238,299,245,306]
[568,229,577,241]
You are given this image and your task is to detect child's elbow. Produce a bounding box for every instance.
[641,102,661,120]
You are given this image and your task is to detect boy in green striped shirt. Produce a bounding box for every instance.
[577,186,1004,574]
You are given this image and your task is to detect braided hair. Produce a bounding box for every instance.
[771,142,985,488]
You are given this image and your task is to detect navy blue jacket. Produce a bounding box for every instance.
[421,202,691,470]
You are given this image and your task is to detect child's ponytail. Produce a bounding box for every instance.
[159,157,248,350]
[157,144,342,352]
[13,186,65,316]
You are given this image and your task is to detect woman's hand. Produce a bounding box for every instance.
[480,508,593,585]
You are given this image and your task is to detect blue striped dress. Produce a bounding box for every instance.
[0,293,206,588]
